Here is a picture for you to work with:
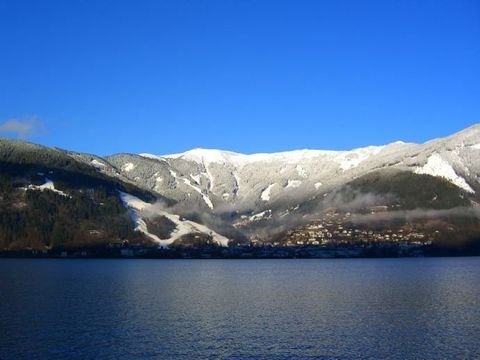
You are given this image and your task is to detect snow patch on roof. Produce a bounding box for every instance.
[415,153,474,193]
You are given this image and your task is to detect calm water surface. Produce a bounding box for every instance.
[1,258,479,359]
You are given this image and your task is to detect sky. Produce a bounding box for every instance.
[0,0,479,156]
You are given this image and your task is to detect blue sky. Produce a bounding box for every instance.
[0,0,479,155]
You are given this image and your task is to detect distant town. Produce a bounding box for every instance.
[276,208,433,246]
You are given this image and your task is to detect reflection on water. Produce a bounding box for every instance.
[1,258,480,359]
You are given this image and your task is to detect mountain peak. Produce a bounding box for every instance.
[164,148,242,164]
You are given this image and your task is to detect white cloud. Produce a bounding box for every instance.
[0,116,46,138]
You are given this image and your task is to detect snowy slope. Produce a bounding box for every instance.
[101,125,480,218]
[119,192,229,247]
[415,153,474,193]
[25,178,70,197]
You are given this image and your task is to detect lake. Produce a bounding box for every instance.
[1,258,479,359]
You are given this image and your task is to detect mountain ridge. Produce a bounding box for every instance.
[1,124,480,250]
[143,123,480,162]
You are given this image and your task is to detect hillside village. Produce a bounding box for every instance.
[278,208,434,247]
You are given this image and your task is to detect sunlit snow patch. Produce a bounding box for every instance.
[296,165,308,178]
[286,180,302,188]
[415,153,474,193]
[182,178,214,209]
[139,153,167,162]
[90,159,106,168]
[336,146,385,171]
[249,210,272,222]
[190,174,201,184]
[121,163,135,172]
[261,184,275,201]
[27,179,70,197]
[118,192,228,247]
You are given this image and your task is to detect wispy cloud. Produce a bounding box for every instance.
[0,116,46,138]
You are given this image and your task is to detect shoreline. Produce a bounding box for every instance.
[2,245,479,260]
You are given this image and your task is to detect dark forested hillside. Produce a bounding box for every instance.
[0,168,157,250]
[0,138,161,250]
[347,170,471,210]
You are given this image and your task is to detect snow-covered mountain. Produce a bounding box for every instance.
[2,124,480,247]
[100,125,480,211]
[73,124,478,244]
